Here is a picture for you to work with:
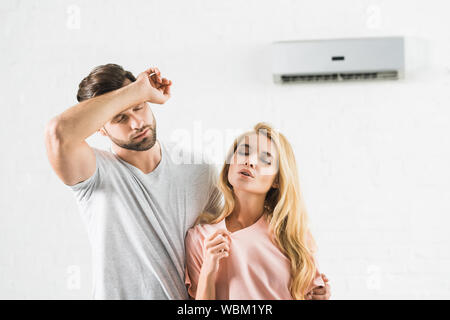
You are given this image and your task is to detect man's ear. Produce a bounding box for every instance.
[98,126,107,137]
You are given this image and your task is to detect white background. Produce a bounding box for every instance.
[1,0,449,299]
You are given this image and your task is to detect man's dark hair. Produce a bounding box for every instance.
[77,64,136,102]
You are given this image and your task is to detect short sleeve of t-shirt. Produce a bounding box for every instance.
[67,147,109,206]
[184,227,205,299]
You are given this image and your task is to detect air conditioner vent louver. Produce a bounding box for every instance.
[279,71,398,83]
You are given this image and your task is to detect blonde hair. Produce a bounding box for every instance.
[197,122,318,299]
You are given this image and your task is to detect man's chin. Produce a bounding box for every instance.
[126,140,156,151]
[113,136,157,152]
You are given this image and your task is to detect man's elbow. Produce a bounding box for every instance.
[44,116,67,147]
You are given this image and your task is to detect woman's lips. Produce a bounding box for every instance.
[239,172,253,178]
[238,169,255,178]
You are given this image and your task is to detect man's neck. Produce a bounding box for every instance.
[112,140,162,174]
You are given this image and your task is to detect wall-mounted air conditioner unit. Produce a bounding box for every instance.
[272,37,404,83]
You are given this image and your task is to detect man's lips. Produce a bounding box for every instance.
[133,128,149,139]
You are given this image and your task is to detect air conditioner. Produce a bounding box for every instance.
[272,37,404,83]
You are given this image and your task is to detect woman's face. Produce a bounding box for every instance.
[228,132,279,195]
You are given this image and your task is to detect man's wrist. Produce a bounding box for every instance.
[129,79,150,104]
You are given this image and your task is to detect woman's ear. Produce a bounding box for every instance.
[271,177,279,189]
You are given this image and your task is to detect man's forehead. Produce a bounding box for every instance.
[113,103,145,118]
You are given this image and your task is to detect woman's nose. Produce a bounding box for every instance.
[247,162,255,168]
[244,156,257,168]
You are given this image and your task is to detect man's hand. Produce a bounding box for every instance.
[305,273,331,300]
[136,67,172,104]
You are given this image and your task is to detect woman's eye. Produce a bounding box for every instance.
[237,149,249,156]
[261,158,271,165]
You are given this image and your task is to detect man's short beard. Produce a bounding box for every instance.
[104,123,157,151]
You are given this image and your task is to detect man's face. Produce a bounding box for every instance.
[99,80,157,151]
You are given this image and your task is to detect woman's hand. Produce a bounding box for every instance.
[135,67,172,104]
[201,229,232,277]
[195,229,231,300]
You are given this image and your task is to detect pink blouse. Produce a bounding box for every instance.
[184,215,324,299]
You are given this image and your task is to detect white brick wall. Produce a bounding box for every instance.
[1,0,449,299]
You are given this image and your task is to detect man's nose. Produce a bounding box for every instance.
[129,114,144,130]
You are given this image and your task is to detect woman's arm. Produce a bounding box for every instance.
[194,229,231,300]
[195,268,218,300]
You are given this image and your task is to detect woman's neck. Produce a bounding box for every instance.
[227,190,266,231]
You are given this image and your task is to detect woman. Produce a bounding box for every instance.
[184,122,326,300]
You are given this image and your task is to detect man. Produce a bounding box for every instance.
[44,64,330,300]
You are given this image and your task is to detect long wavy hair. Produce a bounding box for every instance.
[196,122,318,300]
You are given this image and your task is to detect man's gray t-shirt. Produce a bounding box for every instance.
[68,140,221,299]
